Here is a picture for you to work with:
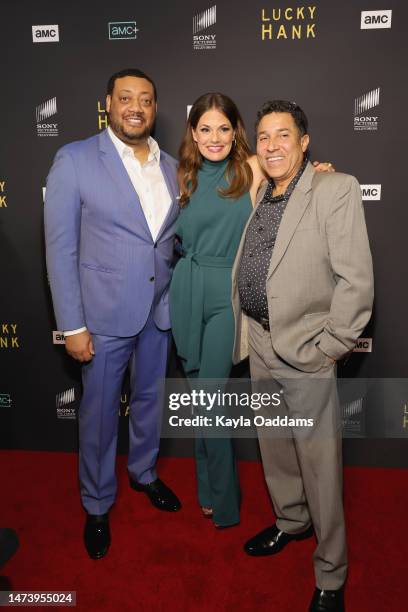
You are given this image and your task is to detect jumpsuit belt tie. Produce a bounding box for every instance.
[179,252,235,373]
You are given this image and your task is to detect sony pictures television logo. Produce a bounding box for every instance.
[36,97,58,137]
[56,388,76,420]
[193,5,216,50]
[354,87,380,132]
[32,25,59,42]
[361,10,392,30]
[342,397,364,437]
[108,22,139,40]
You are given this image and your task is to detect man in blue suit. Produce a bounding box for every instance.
[44,68,181,559]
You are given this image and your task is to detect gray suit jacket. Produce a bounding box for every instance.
[231,161,374,372]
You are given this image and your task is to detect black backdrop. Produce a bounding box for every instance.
[1,0,408,466]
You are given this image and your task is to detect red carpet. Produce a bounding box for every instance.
[0,451,406,611]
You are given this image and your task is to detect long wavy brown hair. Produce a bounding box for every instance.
[178,93,252,207]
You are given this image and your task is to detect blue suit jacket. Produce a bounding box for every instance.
[44,129,179,336]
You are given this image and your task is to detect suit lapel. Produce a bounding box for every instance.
[266,161,314,281]
[256,182,268,207]
[160,155,178,203]
[98,129,152,238]
[155,155,179,241]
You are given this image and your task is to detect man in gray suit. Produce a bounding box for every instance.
[231,100,373,611]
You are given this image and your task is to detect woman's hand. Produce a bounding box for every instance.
[312,161,335,173]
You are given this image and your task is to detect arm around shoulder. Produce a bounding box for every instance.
[247,155,267,207]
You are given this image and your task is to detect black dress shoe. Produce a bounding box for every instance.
[309,587,345,611]
[129,477,181,512]
[84,513,110,560]
[244,523,313,556]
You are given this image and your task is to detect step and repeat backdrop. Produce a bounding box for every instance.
[1,0,408,466]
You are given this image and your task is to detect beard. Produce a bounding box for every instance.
[108,113,151,144]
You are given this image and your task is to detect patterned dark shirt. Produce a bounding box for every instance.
[238,159,307,320]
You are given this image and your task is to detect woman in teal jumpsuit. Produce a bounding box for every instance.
[170,93,257,527]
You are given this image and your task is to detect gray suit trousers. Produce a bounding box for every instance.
[248,317,347,590]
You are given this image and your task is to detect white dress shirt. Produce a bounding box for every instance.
[108,126,171,240]
[64,127,172,337]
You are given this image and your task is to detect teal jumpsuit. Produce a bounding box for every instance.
[169,157,252,526]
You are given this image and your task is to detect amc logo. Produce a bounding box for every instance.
[354,338,372,353]
[108,22,139,40]
[361,10,392,29]
[360,185,381,201]
[0,393,12,408]
[32,25,59,42]
[53,331,66,345]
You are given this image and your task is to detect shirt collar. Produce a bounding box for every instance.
[107,126,161,163]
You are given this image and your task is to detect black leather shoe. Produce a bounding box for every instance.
[309,586,345,611]
[83,513,110,560]
[244,523,313,556]
[129,477,181,512]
